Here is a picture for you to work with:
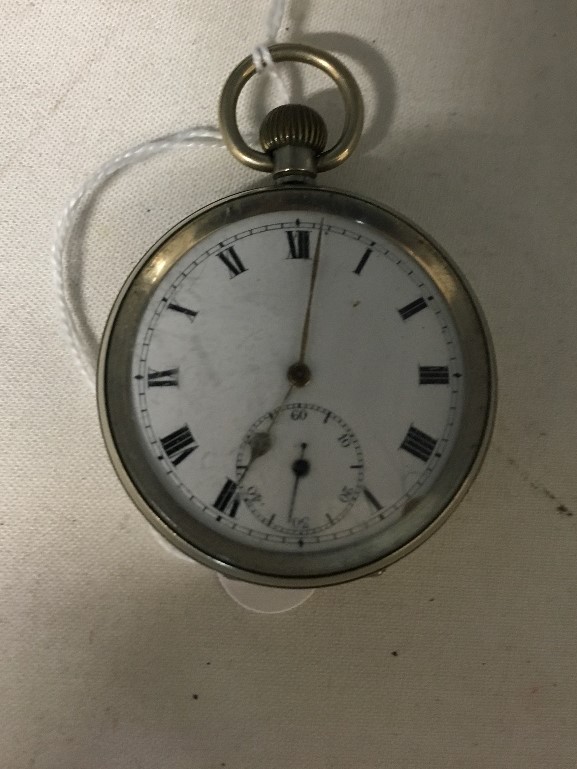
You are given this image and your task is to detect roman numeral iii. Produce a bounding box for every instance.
[419,366,449,385]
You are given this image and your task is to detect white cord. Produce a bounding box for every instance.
[50,128,224,389]
[51,0,289,391]
[252,0,290,104]
[264,0,286,41]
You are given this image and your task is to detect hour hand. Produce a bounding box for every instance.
[241,384,295,474]
[248,431,272,461]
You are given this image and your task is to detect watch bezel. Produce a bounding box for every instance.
[97,185,496,588]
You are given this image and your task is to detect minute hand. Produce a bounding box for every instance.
[298,221,323,366]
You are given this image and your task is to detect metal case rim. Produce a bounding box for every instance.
[97,184,497,588]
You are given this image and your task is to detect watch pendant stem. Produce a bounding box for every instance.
[259,104,328,179]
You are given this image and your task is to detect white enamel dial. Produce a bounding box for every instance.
[129,211,465,554]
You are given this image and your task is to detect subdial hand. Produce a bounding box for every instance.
[287,442,310,522]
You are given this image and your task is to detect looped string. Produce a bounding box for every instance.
[263,0,286,42]
[252,42,291,105]
[51,0,289,391]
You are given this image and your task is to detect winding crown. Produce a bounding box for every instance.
[259,104,328,155]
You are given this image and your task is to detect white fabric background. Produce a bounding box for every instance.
[2,1,577,767]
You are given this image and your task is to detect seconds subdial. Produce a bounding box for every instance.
[236,404,364,535]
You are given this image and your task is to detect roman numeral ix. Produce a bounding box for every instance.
[147,368,179,387]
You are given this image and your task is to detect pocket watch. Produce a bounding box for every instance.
[97,44,495,588]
